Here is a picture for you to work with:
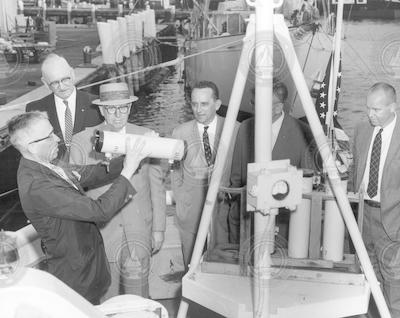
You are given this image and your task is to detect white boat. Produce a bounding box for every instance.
[183,0,333,118]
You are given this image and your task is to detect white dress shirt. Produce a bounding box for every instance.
[54,88,77,140]
[362,114,397,202]
[197,116,218,152]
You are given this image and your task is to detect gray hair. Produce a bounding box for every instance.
[8,111,49,151]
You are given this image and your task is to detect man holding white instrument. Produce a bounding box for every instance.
[8,111,148,304]
[71,82,166,299]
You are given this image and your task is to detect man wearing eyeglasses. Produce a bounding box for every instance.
[70,82,166,300]
[8,111,148,304]
[26,53,103,161]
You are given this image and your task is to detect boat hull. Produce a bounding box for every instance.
[184,28,332,118]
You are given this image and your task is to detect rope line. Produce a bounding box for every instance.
[77,37,244,90]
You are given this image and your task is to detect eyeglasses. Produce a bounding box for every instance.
[104,105,130,114]
[48,77,73,89]
[28,130,54,144]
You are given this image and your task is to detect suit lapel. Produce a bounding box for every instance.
[73,91,86,134]
[383,116,400,182]
[47,94,63,141]
[273,114,289,156]
[213,115,224,162]
[25,159,84,194]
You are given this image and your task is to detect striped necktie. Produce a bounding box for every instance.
[203,126,212,166]
[63,100,73,153]
[366,128,383,198]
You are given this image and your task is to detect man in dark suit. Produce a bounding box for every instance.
[228,81,316,243]
[352,82,400,316]
[171,81,239,269]
[8,111,147,304]
[26,53,103,161]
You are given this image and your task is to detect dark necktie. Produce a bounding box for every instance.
[63,100,73,154]
[203,126,212,166]
[367,128,383,198]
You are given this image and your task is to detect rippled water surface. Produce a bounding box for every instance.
[129,68,194,137]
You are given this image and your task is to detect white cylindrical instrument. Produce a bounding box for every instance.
[288,170,314,258]
[94,130,184,161]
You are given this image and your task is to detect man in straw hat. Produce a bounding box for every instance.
[26,53,103,161]
[71,82,166,299]
[8,110,148,304]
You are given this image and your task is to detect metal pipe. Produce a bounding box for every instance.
[326,0,344,127]
[274,13,391,318]
[176,14,256,318]
[253,0,274,317]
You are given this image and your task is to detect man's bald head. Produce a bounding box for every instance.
[41,54,76,100]
[368,82,397,105]
[367,82,397,127]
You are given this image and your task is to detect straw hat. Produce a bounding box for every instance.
[92,82,138,106]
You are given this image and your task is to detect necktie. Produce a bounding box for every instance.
[367,128,383,198]
[203,126,212,166]
[63,100,73,151]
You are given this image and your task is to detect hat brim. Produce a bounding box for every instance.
[92,96,138,106]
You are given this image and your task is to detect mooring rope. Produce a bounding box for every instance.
[77,36,244,90]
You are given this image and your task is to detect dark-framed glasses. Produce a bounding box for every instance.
[28,130,54,144]
[104,105,130,115]
[48,77,73,89]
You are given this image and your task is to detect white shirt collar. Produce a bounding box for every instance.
[197,115,217,135]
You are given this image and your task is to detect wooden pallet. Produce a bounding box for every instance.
[205,187,364,276]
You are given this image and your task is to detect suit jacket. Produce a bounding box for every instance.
[352,116,400,240]
[230,114,316,188]
[171,115,239,233]
[17,156,135,303]
[26,90,103,160]
[70,123,166,259]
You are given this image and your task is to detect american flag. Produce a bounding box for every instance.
[315,53,343,132]
[315,52,351,174]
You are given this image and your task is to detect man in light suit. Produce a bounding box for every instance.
[70,82,166,299]
[9,111,147,304]
[352,82,400,316]
[171,81,239,269]
[228,81,316,243]
[26,53,103,161]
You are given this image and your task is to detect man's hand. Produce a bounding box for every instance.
[152,231,165,254]
[121,137,149,180]
[144,130,159,138]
